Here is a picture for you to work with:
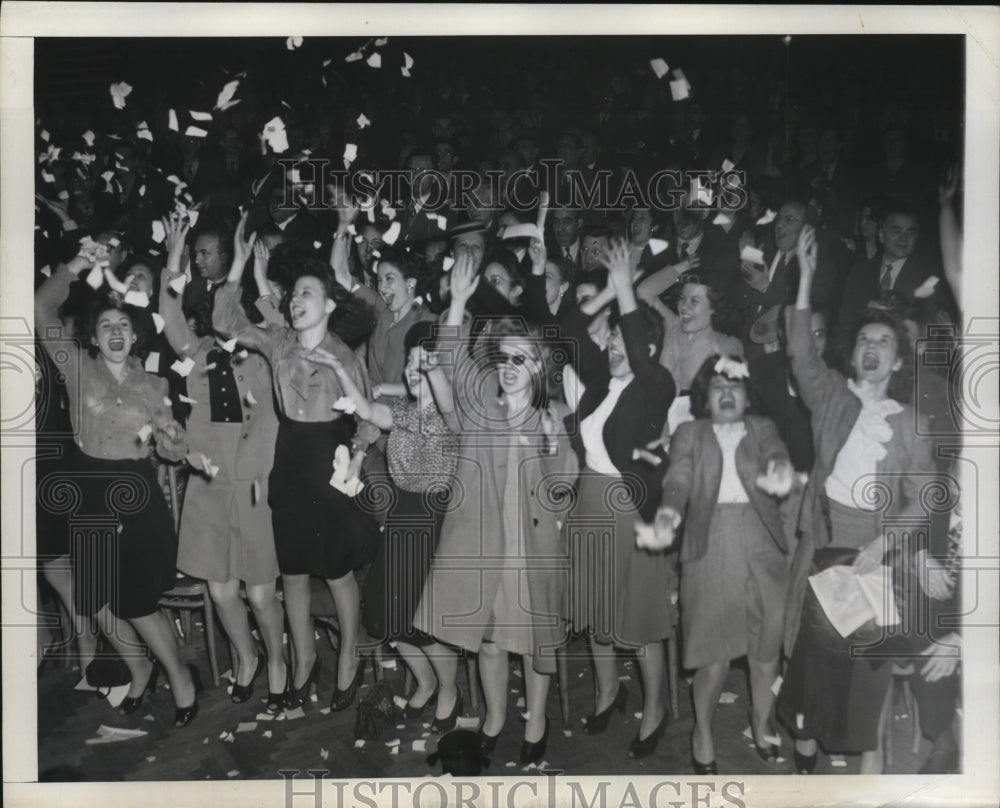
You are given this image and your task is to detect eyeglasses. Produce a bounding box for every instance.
[498,353,528,367]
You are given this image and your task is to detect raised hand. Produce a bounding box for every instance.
[852,533,887,575]
[253,240,271,273]
[938,164,959,207]
[528,237,546,275]
[449,252,480,303]
[163,214,190,261]
[229,210,258,280]
[601,238,633,291]
[796,223,817,279]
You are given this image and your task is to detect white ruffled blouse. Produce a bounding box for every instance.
[824,380,903,510]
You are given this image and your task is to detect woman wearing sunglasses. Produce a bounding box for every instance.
[412,251,578,765]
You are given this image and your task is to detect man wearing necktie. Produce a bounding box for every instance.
[833,204,945,345]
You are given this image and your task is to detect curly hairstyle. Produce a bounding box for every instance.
[843,308,914,403]
[374,245,434,302]
[688,353,761,419]
[665,276,742,338]
[282,250,376,350]
[85,294,137,358]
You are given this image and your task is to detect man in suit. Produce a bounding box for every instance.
[666,192,740,297]
[399,145,451,245]
[548,206,584,272]
[198,126,257,211]
[736,200,841,359]
[834,204,947,347]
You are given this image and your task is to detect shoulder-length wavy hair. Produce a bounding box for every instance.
[482,316,550,412]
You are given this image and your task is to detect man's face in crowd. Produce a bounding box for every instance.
[407,153,436,201]
[221,128,243,157]
[879,212,919,260]
[515,136,539,168]
[193,233,227,282]
[774,202,806,253]
[556,135,581,170]
[580,134,600,167]
[581,234,609,272]
[552,209,582,249]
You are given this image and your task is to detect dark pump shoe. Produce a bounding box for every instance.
[520,715,550,765]
[582,683,627,736]
[230,653,264,704]
[118,662,159,716]
[174,665,203,728]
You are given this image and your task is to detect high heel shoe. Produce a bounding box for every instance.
[793,749,817,774]
[431,689,463,734]
[174,664,203,728]
[402,687,438,721]
[118,661,159,715]
[691,730,718,774]
[285,657,322,710]
[747,710,781,763]
[478,725,503,755]
[520,715,549,765]
[628,712,669,759]
[582,683,627,736]
[264,662,289,715]
[329,656,367,712]
[230,653,265,704]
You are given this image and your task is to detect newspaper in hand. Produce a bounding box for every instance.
[808,564,899,639]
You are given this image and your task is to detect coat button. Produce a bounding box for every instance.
[532,518,539,526]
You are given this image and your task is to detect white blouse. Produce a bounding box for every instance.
[825,380,903,510]
[713,421,750,504]
[580,376,632,475]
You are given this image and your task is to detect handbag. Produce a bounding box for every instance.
[85,656,132,688]
[354,680,398,741]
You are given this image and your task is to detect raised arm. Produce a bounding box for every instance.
[788,224,842,413]
[35,251,94,392]
[213,212,282,354]
[159,216,198,356]
[938,166,962,311]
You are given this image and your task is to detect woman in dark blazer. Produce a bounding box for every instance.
[564,240,677,759]
[651,355,793,773]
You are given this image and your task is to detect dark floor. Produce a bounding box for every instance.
[36,618,933,782]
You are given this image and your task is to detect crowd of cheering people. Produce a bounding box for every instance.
[33,35,966,774]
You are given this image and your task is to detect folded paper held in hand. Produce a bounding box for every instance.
[740,245,766,265]
[808,564,899,638]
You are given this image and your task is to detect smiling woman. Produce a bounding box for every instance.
[35,250,202,728]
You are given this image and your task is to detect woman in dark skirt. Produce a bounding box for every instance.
[35,250,200,727]
[776,226,937,773]
[213,214,378,713]
[317,319,460,720]
[563,240,677,759]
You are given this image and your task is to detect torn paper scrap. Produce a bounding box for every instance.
[649,58,669,79]
[740,245,766,265]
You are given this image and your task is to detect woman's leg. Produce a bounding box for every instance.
[245,580,288,693]
[94,605,152,699]
[425,642,459,723]
[282,573,316,688]
[860,680,893,774]
[207,579,258,686]
[522,654,551,743]
[588,636,619,713]
[127,609,196,708]
[691,662,730,764]
[42,556,98,669]
[636,640,666,739]
[748,654,781,743]
[396,641,437,707]
[478,641,510,737]
[325,572,361,689]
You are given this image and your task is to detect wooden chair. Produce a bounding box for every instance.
[156,465,222,687]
